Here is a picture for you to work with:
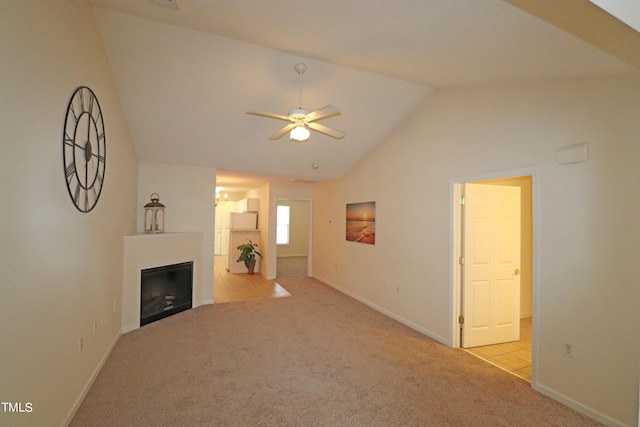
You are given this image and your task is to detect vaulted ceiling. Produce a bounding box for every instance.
[88,0,639,193]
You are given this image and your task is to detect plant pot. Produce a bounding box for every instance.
[247,261,256,275]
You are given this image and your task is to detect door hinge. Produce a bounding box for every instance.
[458,256,465,265]
[459,196,466,205]
[458,315,464,324]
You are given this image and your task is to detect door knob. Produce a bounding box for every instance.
[514,268,521,275]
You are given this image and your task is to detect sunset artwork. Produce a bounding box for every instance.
[346,201,376,244]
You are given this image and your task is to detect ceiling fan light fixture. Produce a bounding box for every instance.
[290,125,310,142]
[245,63,344,142]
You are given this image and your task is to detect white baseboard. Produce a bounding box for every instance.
[121,323,138,334]
[534,383,629,427]
[62,332,120,427]
[314,275,631,426]
[312,274,450,347]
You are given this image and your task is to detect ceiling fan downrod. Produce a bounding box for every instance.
[294,63,307,109]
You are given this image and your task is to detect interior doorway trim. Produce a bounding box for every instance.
[450,166,540,385]
[269,197,313,280]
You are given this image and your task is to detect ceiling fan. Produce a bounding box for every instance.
[246,63,345,143]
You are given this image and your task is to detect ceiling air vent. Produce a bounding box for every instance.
[149,0,179,11]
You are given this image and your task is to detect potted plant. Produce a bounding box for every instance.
[236,239,263,274]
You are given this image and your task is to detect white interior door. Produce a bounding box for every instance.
[462,183,521,348]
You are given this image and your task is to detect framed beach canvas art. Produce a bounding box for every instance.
[346,201,375,244]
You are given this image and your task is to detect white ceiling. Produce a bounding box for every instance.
[88,0,638,192]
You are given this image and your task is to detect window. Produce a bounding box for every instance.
[276,205,290,245]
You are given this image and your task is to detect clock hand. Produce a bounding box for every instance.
[85,150,89,188]
[85,97,93,166]
[84,101,91,208]
[86,96,92,144]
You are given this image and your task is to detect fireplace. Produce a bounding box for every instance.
[140,261,193,327]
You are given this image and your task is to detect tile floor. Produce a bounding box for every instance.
[213,256,292,303]
[464,317,532,382]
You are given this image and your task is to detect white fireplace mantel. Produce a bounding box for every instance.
[122,232,204,333]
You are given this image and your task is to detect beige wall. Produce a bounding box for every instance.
[313,76,640,426]
[256,184,272,278]
[3,2,637,426]
[138,161,216,304]
[0,1,139,426]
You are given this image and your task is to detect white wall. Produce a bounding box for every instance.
[313,75,640,426]
[137,161,216,304]
[0,1,139,426]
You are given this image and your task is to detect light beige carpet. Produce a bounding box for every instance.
[71,277,601,426]
[276,256,307,277]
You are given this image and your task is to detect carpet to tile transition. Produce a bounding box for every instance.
[71,277,601,427]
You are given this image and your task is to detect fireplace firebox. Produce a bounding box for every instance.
[140,261,193,326]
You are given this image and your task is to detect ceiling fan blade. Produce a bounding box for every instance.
[308,122,345,139]
[246,110,292,122]
[305,105,341,122]
[270,123,297,140]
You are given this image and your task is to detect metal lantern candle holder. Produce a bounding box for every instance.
[144,193,166,233]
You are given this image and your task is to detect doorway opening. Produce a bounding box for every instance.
[275,198,312,278]
[452,169,536,383]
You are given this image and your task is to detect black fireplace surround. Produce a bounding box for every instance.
[140,261,193,327]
